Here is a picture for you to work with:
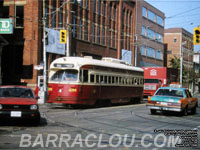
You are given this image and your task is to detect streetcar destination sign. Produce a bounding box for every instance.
[0,18,13,34]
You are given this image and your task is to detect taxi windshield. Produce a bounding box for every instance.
[0,87,34,98]
[51,69,78,82]
[155,89,184,98]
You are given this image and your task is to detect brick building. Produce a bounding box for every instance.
[0,0,137,87]
[164,28,194,88]
[135,0,165,67]
[0,0,42,87]
[164,28,193,69]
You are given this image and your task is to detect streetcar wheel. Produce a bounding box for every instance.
[150,109,156,115]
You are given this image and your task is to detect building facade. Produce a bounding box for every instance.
[164,28,194,70]
[164,28,194,88]
[135,0,165,67]
[0,0,137,87]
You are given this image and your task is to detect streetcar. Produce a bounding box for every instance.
[47,56,144,106]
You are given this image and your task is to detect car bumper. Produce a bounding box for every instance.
[146,105,182,112]
[0,110,40,120]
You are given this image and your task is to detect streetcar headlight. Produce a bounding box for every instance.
[0,104,2,110]
[30,105,38,110]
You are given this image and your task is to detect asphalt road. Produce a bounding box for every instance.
[0,98,200,150]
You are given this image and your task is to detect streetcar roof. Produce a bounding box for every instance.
[50,57,144,72]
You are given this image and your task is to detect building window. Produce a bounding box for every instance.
[142,7,147,17]
[79,19,82,39]
[97,26,100,44]
[142,26,146,36]
[141,46,146,56]
[102,27,105,45]
[113,6,116,21]
[86,0,89,9]
[103,1,106,16]
[45,0,49,27]
[51,0,56,28]
[109,4,112,19]
[147,28,155,39]
[15,6,24,28]
[157,15,163,26]
[156,33,163,43]
[92,23,96,43]
[148,10,155,22]
[174,38,177,43]
[84,21,88,41]
[155,50,162,60]
[72,18,77,38]
[93,0,96,13]
[58,0,63,28]
[98,0,101,14]
[146,47,154,57]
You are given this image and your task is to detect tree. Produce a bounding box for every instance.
[169,56,180,69]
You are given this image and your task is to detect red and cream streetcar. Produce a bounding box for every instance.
[47,56,144,106]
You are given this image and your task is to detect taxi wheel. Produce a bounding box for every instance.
[191,106,196,114]
[150,109,156,115]
[181,107,188,116]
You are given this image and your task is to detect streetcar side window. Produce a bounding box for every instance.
[134,78,137,85]
[140,78,144,85]
[105,76,108,84]
[100,75,104,83]
[79,70,83,82]
[116,77,119,84]
[108,76,111,84]
[90,74,94,83]
[112,76,115,84]
[137,78,140,85]
[83,70,88,82]
[132,78,134,85]
[119,77,122,84]
[96,75,100,83]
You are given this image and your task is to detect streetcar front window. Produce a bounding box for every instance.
[51,70,78,82]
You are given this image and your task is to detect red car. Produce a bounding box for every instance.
[0,86,40,124]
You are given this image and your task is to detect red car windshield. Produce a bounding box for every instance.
[0,87,34,98]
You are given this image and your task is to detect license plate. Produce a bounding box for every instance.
[161,102,168,106]
[11,111,22,117]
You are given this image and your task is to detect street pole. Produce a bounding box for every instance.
[180,41,186,87]
[180,44,183,87]
[42,0,47,104]
[134,34,137,66]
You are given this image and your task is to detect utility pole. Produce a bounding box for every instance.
[41,0,47,104]
[180,41,186,87]
[134,34,138,66]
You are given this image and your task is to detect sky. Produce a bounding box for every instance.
[144,0,200,51]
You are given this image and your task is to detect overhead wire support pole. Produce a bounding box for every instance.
[42,0,47,104]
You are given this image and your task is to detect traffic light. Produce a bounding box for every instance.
[60,30,67,44]
[193,27,200,45]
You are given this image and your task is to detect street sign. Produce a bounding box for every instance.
[0,19,13,34]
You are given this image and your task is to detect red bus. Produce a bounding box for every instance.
[47,57,144,106]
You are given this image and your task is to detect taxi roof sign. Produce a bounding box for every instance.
[169,84,181,88]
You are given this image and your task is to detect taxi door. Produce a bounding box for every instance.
[185,90,195,109]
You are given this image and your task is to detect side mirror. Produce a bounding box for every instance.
[35,96,40,100]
